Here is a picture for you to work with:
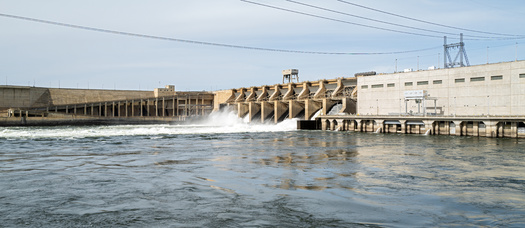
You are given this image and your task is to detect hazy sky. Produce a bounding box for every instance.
[1,0,525,91]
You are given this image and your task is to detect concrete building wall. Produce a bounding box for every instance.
[48,89,153,106]
[357,61,525,116]
[0,86,49,110]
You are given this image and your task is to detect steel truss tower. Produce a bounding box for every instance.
[444,33,470,68]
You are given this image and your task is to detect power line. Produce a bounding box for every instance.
[466,0,525,16]
[284,0,494,39]
[241,0,445,39]
[0,12,440,55]
[285,0,518,40]
[336,0,525,38]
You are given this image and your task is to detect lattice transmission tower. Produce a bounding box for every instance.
[444,33,470,68]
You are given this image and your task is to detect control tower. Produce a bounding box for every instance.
[282,69,299,83]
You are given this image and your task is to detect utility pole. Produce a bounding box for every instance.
[395,59,397,72]
[487,46,489,64]
[514,42,518,62]
[417,56,419,71]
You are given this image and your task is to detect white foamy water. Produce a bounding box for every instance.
[0,109,297,139]
[309,103,343,120]
[310,108,322,120]
[327,104,343,115]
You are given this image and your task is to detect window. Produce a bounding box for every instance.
[387,83,395,88]
[405,82,413,86]
[455,78,465,83]
[520,73,525,78]
[470,77,485,82]
[371,84,384,88]
[491,75,503,80]
[433,80,442,84]
[417,81,429,85]
[361,85,368,89]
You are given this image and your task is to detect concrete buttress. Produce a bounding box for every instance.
[304,99,322,120]
[238,102,249,118]
[269,85,281,101]
[313,81,327,99]
[274,101,288,124]
[296,82,310,100]
[248,102,261,123]
[322,99,337,115]
[331,78,344,98]
[282,84,295,100]
[341,98,356,114]
[235,88,246,103]
[289,100,305,119]
[257,86,269,102]
[260,101,274,123]
[246,87,257,102]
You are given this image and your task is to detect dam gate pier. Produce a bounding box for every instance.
[216,77,358,123]
[314,115,525,138]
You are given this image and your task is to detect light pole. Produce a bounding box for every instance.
[395,59,397,72]
[487,95,490,116]
[486,46,489,64]
[514,42,518,62]
[454,97,458,117]
[376,99,379,115]
[399,98,402,116]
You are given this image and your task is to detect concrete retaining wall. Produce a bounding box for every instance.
[0,86,153,110]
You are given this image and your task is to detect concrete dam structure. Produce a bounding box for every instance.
[0,85,214,126]
[2,60,525,139]
[215,60,525,138]
[215,77,358,123]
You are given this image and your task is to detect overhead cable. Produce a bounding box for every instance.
[0,12,440,55]
[336,0,525,38]
[241,0,445,39]
[285,0,510,40]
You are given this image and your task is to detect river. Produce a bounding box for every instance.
[1,110,524,227]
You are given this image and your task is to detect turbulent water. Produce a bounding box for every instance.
[1,110,525,227]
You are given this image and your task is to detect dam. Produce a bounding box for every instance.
[218,60,525,138]
[0,85,214,126]
[2,60,525,138]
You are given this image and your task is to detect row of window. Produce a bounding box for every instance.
[455,75,502,83]
[361,74,525,89]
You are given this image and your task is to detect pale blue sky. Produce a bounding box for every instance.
[1,0,524,91]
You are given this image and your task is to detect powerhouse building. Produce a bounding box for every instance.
[357,60,525,117]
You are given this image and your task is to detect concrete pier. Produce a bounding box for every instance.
[216,78,358,123]
[313,115,525,138]
[31,93,214,118]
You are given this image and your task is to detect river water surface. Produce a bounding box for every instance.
[1,111,525,227]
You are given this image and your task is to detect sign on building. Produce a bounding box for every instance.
[404,90,428,100]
